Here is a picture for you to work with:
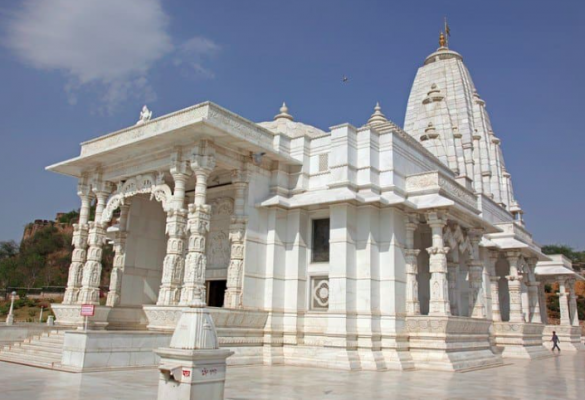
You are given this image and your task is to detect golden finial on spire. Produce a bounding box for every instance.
[439,31,446,48]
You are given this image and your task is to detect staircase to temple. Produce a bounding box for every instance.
[0,330,65,369]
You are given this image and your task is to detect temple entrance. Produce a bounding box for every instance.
[119,194,167,306]
[206,280,227,307]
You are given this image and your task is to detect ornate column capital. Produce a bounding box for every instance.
[426,210,447,228]
[77,175,93,198]
[170,149,192,177]
[231,167,250,185]
[426,246,450,256]
[190,141,216,175]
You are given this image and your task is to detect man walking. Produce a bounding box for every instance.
[551,331,561,353]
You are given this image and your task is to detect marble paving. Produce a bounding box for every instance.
[1,352,584,399]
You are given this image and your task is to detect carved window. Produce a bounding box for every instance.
[318,153,329,172]
[312,218,330,262]
[311,277,329,310]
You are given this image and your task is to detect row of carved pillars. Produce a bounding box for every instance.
[404,210,484,317]
[488,252,543,323]
[403,210,544,323]
[63,173,112,305]
[63,142,249,309]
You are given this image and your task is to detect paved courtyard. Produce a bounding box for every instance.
[1,353,584,399]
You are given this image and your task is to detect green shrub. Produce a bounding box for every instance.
[14,299,25,309]
[0,305,9,316]
[28,310,36,317]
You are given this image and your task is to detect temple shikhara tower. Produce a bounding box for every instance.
[2,30,582,373]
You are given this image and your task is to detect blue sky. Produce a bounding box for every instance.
[0,1,583,248]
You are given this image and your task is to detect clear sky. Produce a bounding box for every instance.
[0,1,583,248]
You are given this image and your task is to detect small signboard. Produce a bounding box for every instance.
[80,304,95,317]
[182,369,191,378]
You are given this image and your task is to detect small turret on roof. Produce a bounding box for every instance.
[367,102,388,126]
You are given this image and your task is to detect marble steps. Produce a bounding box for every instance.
[0,331,64,370]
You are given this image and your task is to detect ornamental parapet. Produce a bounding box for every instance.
[405,171,478,212]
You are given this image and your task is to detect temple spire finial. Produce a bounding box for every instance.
[439,31,446,48]
[274,102,293,121]
[367,102,388,126]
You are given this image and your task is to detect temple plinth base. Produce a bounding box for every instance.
[543,325,585,351]
[405,316,502,371]
[52,304,111,330]
[494,322,551,358]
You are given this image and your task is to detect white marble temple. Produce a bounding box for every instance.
[29,33,582,374]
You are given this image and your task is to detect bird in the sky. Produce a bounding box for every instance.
[342,75,349,83]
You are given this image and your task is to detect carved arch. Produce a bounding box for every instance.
[100,173,172,224]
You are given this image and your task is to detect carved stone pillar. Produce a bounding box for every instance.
[505,251,524,323]
[524,258,542,323]
[426,211,450,316]
[158,159,191,306]
[468,230,485,318]
[78,181,111,305]
[446,259,459,316]
[568,280,580,327]
[526,282,542,323]
[404,214,420,315]
[224,168,249,309]
[487,251,501,322]
[106,202,130,307]
[63,178,92,305]
[180,143,215,306]
[539,281,549,324]
[558,279,571,326]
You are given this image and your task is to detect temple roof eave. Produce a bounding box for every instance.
[47,102,302,178]
[535,265,585,281]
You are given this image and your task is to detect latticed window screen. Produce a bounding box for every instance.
[318,153,329,172]
[311,277,329,310]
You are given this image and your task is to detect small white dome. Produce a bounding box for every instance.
[258,102,327,139]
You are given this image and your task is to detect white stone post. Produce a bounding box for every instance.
[558,279,571,326]
[568,280,580,327]
[538,280,549,324]
[404,214,420,315]
[426,211,450,316]
[157,142,232,400]
[446,258,459,316]
[224,168,249,309]
[106,202,130,307]
[158,158,191,306]
[78,180,111,305]
[505,251,524,323]
[525,258,542,324]
[468,230,485,318]
[488,251,501,322]
[5,291,16,325]
[63,177,92,305]
[526,282,542,323]
[180,143,215,306]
